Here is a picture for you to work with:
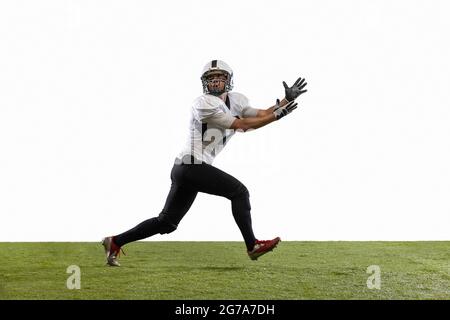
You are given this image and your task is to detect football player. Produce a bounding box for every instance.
[102,60,307,266]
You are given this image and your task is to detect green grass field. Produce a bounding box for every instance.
[0,241,449,300]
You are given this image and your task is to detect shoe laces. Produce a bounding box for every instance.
[250,240,268,251]
[117,247,126,257]
[111,241,126,257]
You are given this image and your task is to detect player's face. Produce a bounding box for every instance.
[206,72,227,94]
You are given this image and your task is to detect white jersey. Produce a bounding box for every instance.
[177,92,259,165]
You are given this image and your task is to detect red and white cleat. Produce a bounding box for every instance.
[101,236,125,267]
[247,237,281,260]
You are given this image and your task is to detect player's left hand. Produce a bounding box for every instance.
[283,77,307,102]
[273,99,298,120]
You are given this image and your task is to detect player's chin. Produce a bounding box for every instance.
[209,89,225,96]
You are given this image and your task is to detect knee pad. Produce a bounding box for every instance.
[157,213,178,234]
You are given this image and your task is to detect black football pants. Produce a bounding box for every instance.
[113,155,257,251]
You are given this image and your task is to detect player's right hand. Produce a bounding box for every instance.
[273,99,298,120]
[283,77,308,102]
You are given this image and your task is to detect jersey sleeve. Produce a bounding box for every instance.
[235,93,259,118]
[193,96,236,129]
[204,113,236,129]
[242,106,259,118]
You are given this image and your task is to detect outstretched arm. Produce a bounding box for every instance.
[230,112,276,131]
[230,100,298,132]
[253,98,291,117]
[251,76,308,117]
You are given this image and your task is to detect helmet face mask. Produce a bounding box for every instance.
[201,60,234,96]
[203,71,229,96]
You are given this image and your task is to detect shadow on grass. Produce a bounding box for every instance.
[200,266,246,271]
[164,266,246,272]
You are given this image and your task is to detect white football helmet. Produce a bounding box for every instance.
[201,60,234,95]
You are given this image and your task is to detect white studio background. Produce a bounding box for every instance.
[0,0,449,242]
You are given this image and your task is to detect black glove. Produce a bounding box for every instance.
[273,99,298,120]
[283,77,307,102]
